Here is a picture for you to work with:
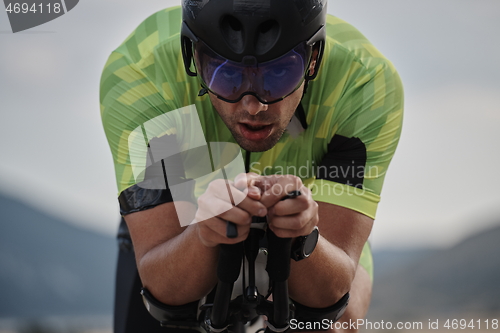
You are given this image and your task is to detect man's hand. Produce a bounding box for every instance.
[235,173,319,238]
[194,174,268,247]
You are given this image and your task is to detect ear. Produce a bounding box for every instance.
[181,36,197,77]
[305,42,324,80]
[308,47,320,77]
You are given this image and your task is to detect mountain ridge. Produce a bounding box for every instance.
[0,192,117,318]
[369,223,500,321]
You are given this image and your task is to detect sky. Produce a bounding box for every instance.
[1,0,499,250]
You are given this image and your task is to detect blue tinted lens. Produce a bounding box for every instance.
[263,50,305,99]
[195,42,310,103]
[206,61,244,98]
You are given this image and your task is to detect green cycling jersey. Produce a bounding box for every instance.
[100,6,403,225]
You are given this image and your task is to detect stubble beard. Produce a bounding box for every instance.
[221,112,290,152]
[232,124,286,152]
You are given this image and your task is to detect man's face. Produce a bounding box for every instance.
[209,84,304,152]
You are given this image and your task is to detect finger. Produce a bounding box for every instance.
[213,189,267,225]
[217,205,253,226]
[245,184,262,200]
[203,178,244,203]
[195,198,232,223]
[235,173,279,193]
[272,195,309,216]
[234,172,259,189]
[268,194,318,234]
[236,195,267,217]
[234,173,262,200]
[268,222,313,239]
[200,179,248,213]
[197,219,250,246]
[221,194,267,238]
[268,211,318,238]
[260,175,303,208]
[198,215,250,235]
[272,186,312,216]
[268,211,310,232]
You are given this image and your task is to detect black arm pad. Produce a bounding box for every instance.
[291,293,350,331]
[141,288,203,331]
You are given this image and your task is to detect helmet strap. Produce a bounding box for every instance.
[198,87,209,97]
[303,80,310,96]
[295,101,308,130]
[294,77,310,131]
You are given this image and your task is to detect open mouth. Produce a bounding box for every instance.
[243,124,269,131]
[239,123,273,141]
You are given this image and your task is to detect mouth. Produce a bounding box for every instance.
[238,122,274,141]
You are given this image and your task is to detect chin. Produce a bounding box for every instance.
[235,131,284,153]
[240,144,272,153]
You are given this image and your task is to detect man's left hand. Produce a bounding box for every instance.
[235,173,318,238]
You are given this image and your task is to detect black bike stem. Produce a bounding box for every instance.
[264,191,299,329]
[244,220,265,301]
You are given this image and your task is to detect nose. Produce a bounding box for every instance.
[241,95,268,116]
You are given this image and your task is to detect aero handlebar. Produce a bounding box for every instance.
[208,191,300,333]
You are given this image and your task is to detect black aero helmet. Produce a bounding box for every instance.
[181,0,327,103]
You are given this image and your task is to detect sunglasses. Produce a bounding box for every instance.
[193,41,313,104]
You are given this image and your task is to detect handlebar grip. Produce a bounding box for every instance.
[266,230,292,329]
[217,242,244,283]
[265,231,292,282]
[210,242,244,329]
[265,191,298,281]
[265,191,299,330]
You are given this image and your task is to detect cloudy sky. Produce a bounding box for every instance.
[1,0,499,250]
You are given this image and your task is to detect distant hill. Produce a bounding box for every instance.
[0,192,117,318]
[372,248,435,279]
[369,224,500,321]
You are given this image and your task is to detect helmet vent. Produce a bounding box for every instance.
[255,20,279,55]
[221,15,244,54]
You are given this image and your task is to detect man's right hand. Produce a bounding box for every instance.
[194,173,268,247]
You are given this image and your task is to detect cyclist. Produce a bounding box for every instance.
[100,1,403,332]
